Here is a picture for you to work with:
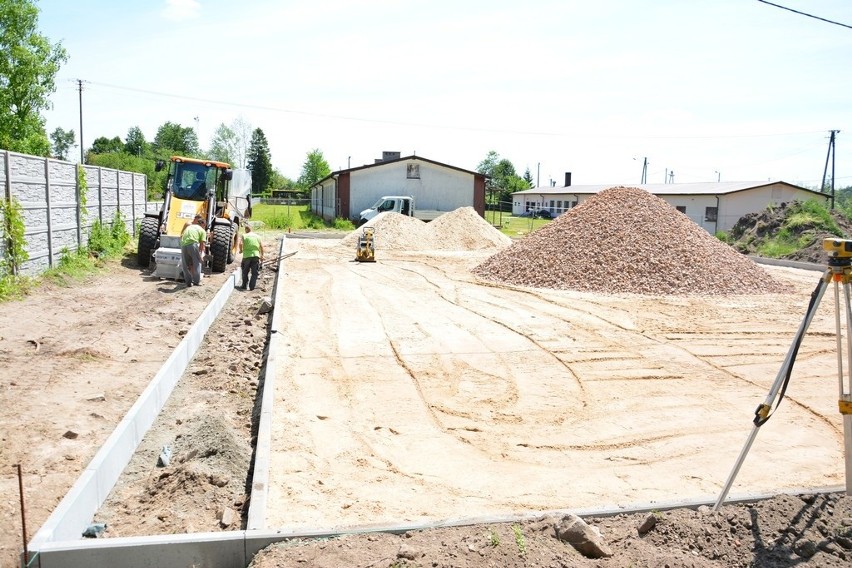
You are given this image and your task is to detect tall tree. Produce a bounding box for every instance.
[523,167,534,188]
[49,126,74,160]
[89,135,123,155]
[153,121,199,156]
[0,0,68,155]
[476,151,526,205]
[124,125,149,157]
[208,122,237,165]
[246,128,273,193]
[231,116,252,168]
[298,148,331,189]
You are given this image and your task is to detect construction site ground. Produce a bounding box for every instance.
[1,230,851,567]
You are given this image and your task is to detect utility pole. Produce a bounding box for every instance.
[715,171,721,182]
[77,79,84,163]
[822,129,840,210]
[668,170,675,184]
[536,162,540,188]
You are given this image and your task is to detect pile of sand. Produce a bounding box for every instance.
[342,208,511,251]
[472,186,790,296]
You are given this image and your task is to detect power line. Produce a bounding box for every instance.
[755,0,852,30]
[68,79,827,142]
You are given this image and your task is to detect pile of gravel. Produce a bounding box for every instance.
[342,208,511,251]
[472,186,790,296]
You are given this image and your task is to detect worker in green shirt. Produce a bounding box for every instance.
[238,225,264,290]
[180,214,207,287]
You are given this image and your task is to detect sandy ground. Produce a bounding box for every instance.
[266,238,847,531]
[0,243,275,567]
[1,232,850,568]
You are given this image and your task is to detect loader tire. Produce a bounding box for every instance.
[227,223,237,264]
[210,223,232,273]
[137,217,159,268]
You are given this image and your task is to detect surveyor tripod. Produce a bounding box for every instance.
[714,238,852,510]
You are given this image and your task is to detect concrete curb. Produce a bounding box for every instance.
[29,486,846,567]
[246,236,288,530]
[749,255,824,272]
[26,270,238,564]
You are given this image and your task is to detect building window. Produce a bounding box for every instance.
[704,206,718,222]
[676,206,686,213]
[406,163,420,179]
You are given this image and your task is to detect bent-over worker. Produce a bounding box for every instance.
[238,225,264,291]
[180,214,206,287]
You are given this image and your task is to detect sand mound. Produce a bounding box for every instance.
[428,207,513,250]
[472,186,790,296]
[342,208,511,251]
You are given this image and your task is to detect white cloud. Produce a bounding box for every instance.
[161,0,201,22]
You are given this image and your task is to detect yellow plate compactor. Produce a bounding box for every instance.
[355,227,376,262]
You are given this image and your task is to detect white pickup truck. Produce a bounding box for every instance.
[358,195,444,225]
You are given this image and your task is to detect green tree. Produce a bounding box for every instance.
[124,126,149,157]
[297,148,331,189]
[523,167,534,188]
[270,169,298,192]
[89,135,123,155]
[0,0,68,155]
[208,122,237,165]
[87,151,166,201]
[49,126,75,160]
[477,151,526,206]
[246,128,273,193]
[153,121,199,156]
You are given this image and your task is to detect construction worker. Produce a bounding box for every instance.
[180,214,206,287]
[238,225,264,290]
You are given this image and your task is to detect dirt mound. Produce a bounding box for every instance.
[341,209,511,251]
[472,186,789,296]
[249,492,852,567]
[729,201,852,264]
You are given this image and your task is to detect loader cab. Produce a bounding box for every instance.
[169,161,221,201]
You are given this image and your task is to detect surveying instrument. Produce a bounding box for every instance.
[714,237,852,510]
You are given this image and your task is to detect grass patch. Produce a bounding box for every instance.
[494,215,551,238]
[512,524,527,556]
[1,212,133,302]
[756,240,799,258]
[251,203,353,231]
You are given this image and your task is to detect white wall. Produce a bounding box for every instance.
[720,185,826,233]
[311,178,337,220]
[511,184,829,234]
[349,159,474,219]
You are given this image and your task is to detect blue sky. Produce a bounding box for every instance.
[36,0,852,187]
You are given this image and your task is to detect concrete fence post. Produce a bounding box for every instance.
[44,158,54,269]
[75,164,82,250]
[2,150,11,274]
[98,166,103,225]
[131,172,136,236]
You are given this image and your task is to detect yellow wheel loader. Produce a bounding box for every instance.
[137,156,252,279]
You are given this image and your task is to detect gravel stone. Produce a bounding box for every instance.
[472,186,791,296]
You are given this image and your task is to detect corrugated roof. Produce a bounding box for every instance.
[513,180,825,197]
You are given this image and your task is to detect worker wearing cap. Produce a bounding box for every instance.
[180,214,207,287]
[238,225,264,290]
